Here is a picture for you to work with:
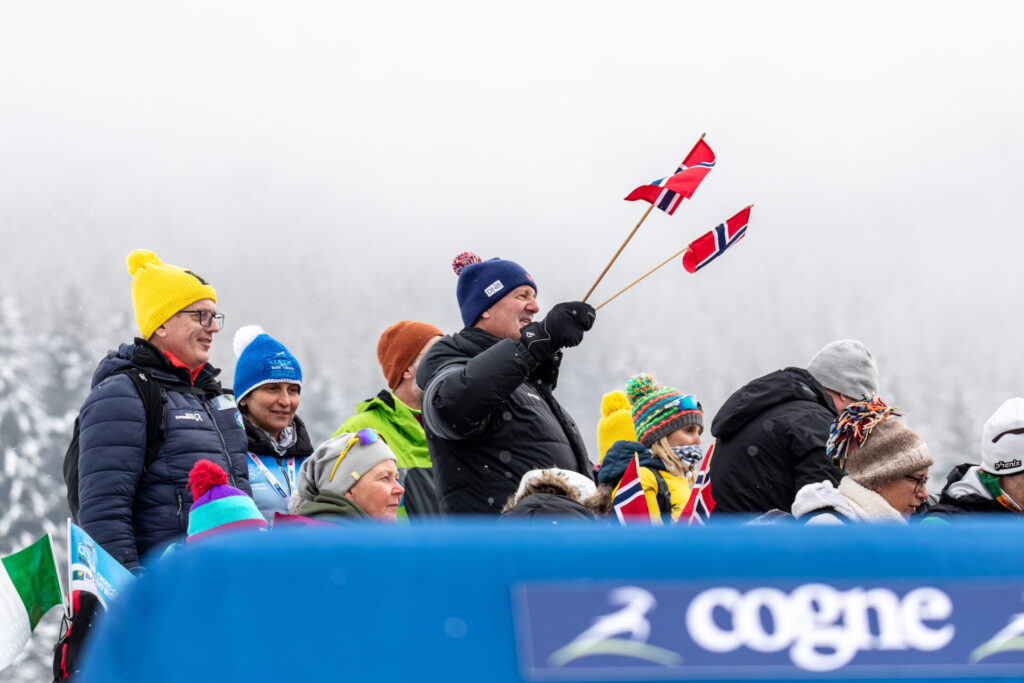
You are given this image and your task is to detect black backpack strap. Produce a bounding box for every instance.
[649,469,673,522]
[116,367,166,473]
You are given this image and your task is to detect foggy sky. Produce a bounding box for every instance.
[2,1,1023,467]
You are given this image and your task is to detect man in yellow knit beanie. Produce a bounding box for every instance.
[74,249,251,574]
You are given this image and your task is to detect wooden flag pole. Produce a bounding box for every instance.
[595,202,753,311]
[582,203,653,303]
[594,245,688,311]
[581,133,706,303]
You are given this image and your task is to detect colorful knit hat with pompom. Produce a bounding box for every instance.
[186,460,267,544]
[452,251,536,327]
[232,324,302,402]
[597,390,638,462]
[625,374,703,448]
[826,397,932,489]
[126,249,218,339]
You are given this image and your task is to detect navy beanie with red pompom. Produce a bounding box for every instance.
[452,251,536,327]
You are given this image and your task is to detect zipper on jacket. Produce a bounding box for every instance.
[202,401,238,487]
[176,491,185,532]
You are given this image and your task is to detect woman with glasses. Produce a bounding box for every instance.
[288,429,405,522]
[792,397,933,524]
[593,374,705,523]
[233,325,314,523]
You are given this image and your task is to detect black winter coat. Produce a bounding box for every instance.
[78,339,251,569]
[710,367,841,514]
[925,463,1012,517]
[499,493,594,521]
[417,327,592,514]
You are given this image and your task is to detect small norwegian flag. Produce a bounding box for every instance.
[681,442,716,525]
[624,137,715,215]
[681,206,751,274]
[612,454,653,525]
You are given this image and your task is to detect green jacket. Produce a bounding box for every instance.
[333,390,440,517]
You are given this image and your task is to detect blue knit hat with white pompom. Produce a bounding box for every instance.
[452,251,536,327]
[232,325,302,401]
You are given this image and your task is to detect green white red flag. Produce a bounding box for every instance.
[0,534,64,671]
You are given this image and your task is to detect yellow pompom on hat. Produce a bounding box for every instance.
[126,249,217,339]
[597,390,638,463]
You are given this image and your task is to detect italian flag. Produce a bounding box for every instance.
[0,534,64,671]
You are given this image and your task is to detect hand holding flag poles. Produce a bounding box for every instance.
[581,134,715,303]
[594,205,754,311]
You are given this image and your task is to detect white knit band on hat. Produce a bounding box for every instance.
[981,398,1024,476]
[807,339,879,399]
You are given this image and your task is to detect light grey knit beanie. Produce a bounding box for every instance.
[806,339,879,399]
[289,431,397,513]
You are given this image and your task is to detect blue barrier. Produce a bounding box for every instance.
[79,520,1024,682]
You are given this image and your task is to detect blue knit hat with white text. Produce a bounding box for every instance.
[232,325,302,402]
[452,251,536,327]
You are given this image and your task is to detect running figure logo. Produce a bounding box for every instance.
[547,586,682,667]
[971,613,1024,662]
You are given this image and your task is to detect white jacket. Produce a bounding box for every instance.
[792,477,906,524]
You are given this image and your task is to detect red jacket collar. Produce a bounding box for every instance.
[161,351,205,385]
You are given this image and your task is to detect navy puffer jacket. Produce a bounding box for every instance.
[77,339,251,569]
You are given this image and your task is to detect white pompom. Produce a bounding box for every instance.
[233,324,265,359]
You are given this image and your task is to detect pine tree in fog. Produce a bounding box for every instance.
[0,298,67,552]
[0,297,74,682]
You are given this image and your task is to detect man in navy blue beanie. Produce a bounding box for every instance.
[416,252,597,514]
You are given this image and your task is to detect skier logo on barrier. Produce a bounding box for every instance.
[547,586,683,667]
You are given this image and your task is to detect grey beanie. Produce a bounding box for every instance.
[288,431,397,513]
[845,418,933,490]
[806,339,879,399]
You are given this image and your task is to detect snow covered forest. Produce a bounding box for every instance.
[3,1,1024,679]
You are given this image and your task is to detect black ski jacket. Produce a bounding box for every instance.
[924,463,1013,517]
[710,367,841,514]
[417,327,591,514]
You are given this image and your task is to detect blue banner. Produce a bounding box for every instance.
[67,521,135,610]
[517,580,1024,679]
[79,520,1024,683]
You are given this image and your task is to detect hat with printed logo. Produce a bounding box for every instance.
[451,251,536,327]
[981,398,1024,476]
[232,325,302,402]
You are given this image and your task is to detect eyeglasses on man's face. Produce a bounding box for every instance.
[904,474,927,495]
[178,310,224,328]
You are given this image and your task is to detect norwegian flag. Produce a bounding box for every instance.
[612,454,653,525]
[681,442,716,525]
[681,206,751,274]
[624,137,716,215]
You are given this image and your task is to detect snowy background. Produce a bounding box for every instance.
[3,1,1024,678]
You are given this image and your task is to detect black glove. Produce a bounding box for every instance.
[520,301,596,362]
